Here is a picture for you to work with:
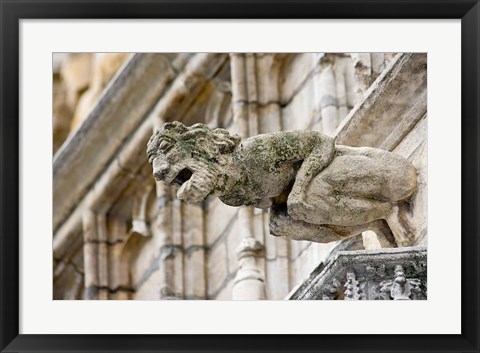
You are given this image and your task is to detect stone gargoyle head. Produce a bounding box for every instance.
[147,121,241,204]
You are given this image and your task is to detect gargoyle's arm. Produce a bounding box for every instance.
[291,133,335,197]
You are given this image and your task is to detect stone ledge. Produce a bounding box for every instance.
[335,53,427,150]
[53,53,182,232]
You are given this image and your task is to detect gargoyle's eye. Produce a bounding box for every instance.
[159,141,173,153]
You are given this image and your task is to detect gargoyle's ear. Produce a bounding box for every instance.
[164,121,188,133]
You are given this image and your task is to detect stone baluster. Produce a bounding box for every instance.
[232,237,266,300]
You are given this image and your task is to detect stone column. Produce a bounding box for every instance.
[317,61,339,136]
[230,53,267,300]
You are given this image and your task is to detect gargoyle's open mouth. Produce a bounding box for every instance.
[172,168,193,187]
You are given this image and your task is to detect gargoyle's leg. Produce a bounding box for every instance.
[288,188,393,227]
[269,204,387,244]
[384,203,415,246]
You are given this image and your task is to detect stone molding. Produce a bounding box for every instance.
[287,246,427,300]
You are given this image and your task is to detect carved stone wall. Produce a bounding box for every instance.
[53,52,427,300]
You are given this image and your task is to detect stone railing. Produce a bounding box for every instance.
[287,246,427,300]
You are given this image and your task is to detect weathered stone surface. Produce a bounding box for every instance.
[184,249,207,299]
[287,246,427,300]
[265,257,290,300]
[206,198,238,246]
[336,53,427,148]
[147,121,417,245]
[53,53,181,232]
[207,241,228,297]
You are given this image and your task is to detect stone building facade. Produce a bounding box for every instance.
[53,52,427,300]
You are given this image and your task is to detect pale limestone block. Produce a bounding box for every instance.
[159,256,178,299]
[53,263,84,300]
[82,210,97,242]
[344,57,356,108]
[371,53,386,75]
[170,250,184,298]
[253,209,266,244]
[98,289,109,300]
[226,227,244,274]
[266,257,290,300]
[116,119,157,173]
[317,64,337,99]
[107,218,128,244]
[362,230,383,250]
[53,75,74,153]
[280,54,317,103]
[97,242,109,288]
[351,53,373,102]
[94,53,131,88]
[337,54,426,148]
[107,242,130,290]
[334,58,347,108]
[96,214,108,242]
[310,120,323,132]
[182,203,204,248]
[317,64,339,135]
[321,106,339,136]
[60,53,93,107]
[206,198,238,245]
[205,88,232,129]
[338,106,349,122]
[133,267,163,300]
[229,54,248,102]
[171,198,183,246]
[184,250,207,298]
[91,161,135,214]
[70,89,98,131]
[393,116,427,245]
[309,242,337,266]
[83,242,98,287]
[207,242,228,297]
[71,53,130,130]
[290,239,311,260]
[265,230,277,260]
[129,237,159,287]
[281,78,316,131]
[255,54,281,104]
[258,103,282,134]
[215,278,234,300]
[275,236,289,258]
[69,247,85,275]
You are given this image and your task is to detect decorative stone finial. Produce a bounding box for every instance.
[147,121,418,245]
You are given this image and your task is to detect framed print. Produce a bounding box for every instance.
[1,1,479,352]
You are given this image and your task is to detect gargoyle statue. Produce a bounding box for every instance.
[147,122,418,246]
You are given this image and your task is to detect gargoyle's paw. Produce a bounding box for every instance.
[269,212,291,237]
[269,219,284,237]
[287,201,312,222]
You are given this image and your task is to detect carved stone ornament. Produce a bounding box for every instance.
[147,121,418,245]
[286,247,427,300]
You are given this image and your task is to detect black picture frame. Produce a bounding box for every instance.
[1,1,479,352]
